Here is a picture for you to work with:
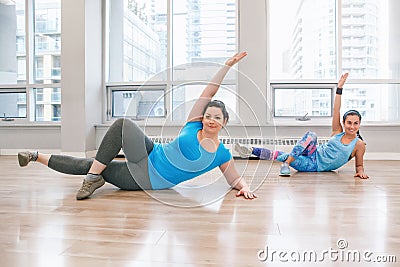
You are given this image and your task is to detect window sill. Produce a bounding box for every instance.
[0,122,61,127]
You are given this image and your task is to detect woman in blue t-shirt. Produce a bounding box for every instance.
[18,52,257,200]
[235,73,369,179]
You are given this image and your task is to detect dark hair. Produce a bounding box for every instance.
[343,109,364,141]
[202,100,229,123]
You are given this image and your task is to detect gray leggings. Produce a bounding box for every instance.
[48,118,154,190]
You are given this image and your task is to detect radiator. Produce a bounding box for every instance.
[148,136,330,155]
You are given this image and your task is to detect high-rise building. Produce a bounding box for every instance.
[186,0,236,64]
[290,0,382,120]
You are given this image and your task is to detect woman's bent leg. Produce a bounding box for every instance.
[96,118,154,165]
[47,155,104,200]
[279,131,318,176]
[48,155,93,175]
[290,131,318,158]
[121,119,154,163]
[289,155,318,172]
[102,159,152,190]
[81,118,153,198]
[48,155,152,194]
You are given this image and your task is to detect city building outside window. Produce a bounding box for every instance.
[269,0,400,122]
[106,0,237,121]
[0,0,61,122]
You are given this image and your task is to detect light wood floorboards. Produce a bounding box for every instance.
[0,156,399,266]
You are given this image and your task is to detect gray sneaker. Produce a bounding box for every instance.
[18,151,38,167]
[76,175,105,200]
[234,143,253,158]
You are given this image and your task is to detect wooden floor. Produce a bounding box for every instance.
[0,155,399,267]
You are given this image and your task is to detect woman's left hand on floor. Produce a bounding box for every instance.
[236,188,257,199]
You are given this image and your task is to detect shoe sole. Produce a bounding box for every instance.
[279,173,291,177]
[234,144,251,158]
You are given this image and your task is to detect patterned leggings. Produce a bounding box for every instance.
[252,131,319,172]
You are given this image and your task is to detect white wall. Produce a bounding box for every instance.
[60,0,102,156]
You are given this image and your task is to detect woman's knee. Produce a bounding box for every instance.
[112,118,125,128]
[111,118,138,134]
[303,131,317,143]
[305,131,317,138]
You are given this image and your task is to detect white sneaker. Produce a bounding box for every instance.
[234,143,252,158]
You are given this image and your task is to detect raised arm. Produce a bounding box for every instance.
[219,159,257,199]
[187,52,247,122]
[331,73,349,136]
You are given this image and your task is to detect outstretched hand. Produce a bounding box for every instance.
[236,187,257,199]
[225,51,247,67]
[338,73,349,88]
[354,172,369,179]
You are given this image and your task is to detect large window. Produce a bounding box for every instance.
[272,84,334,117]
[270,0,400,122]
[109,86,165,118]
[106,0,237,121]
[270,0,337,80]
[0,90,26,119]
[0,0,61,122]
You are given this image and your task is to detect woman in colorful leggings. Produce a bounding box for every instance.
[18,52,257,200]
[235,73,369,179]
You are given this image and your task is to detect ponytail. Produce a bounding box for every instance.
[356,130,363,141]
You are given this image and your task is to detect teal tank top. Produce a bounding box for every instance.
[147,121,232,189]
[316,132,359,172]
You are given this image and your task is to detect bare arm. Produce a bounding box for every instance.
[187,52,247,122]
[219,159,256,199]
[354,141,369,179]
[331,73,349,136]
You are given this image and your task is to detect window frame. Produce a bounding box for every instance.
[0,86,27,120]
[271,83,336,118]
[106,84,167,120]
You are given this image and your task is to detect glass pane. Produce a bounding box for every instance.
[274,88,332,117]
[171,0,237,122]
[270,0,336,79]
[34,0,61,84]
[341,0,399,79]
[0,92,26,118]
[112,89,165,118]
[172,84,237,122]
[32,87,61,121]
[173,62,236,83]
[172,0,237,73]
[0,0,25,84]
[341,84,400,122]
[108,0,167,82]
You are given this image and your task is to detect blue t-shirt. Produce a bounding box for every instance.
[316,132,359,171]
[147,121,232,189]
